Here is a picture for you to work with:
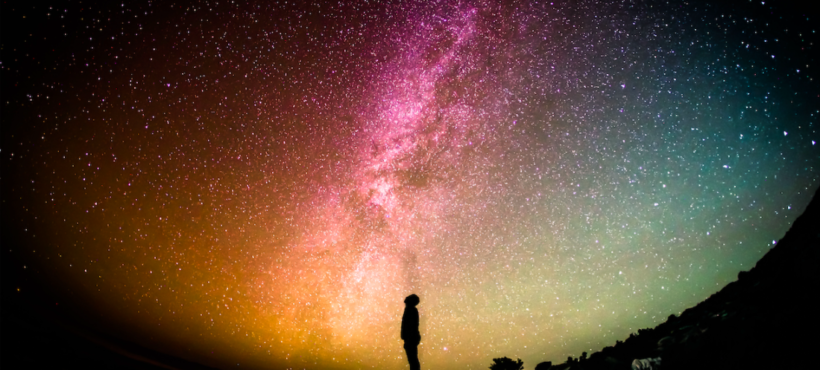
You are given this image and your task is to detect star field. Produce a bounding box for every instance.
[1,1,818,369]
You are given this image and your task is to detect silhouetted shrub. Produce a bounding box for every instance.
[489,357,524,370]
[534,361,552,370]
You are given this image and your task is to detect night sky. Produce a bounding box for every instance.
[2,1,818,369]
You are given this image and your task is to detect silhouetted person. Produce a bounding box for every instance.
[401,294,421,370]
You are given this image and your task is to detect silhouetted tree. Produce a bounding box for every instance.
[489,357,524,370]
[580,352,587,361]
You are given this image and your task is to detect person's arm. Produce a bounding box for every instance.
[414,310,421,341]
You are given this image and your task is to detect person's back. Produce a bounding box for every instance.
[401,294,421,370]
[401,306,420,343]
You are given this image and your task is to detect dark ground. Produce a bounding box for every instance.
[538,187,820,370]
[1,286,219,369]
[0,225,218,369]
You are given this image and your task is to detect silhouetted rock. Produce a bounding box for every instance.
[534,361,552,370]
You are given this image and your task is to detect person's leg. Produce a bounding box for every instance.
[404,342,420,370]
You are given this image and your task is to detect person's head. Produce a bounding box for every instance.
[404,294,420,306]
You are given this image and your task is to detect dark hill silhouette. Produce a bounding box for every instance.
[1,288,222,370]
[536,187,820,370]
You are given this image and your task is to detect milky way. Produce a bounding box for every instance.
[2,1,818,369]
